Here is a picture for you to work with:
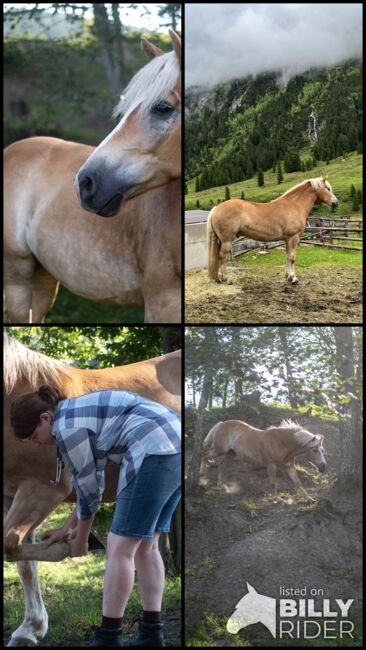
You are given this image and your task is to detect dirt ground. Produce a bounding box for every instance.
[185,264,362,323]
[185,416,363,646]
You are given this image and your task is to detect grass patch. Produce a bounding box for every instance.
[185,151,363,216]
[239,499,259,518]
[238,246,362,270]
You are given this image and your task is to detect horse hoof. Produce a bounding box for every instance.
[291,277,299,284]
[7,638,37,647]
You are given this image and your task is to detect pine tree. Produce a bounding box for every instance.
[195,199,200,209]
[195,177,200,193]
[225,186,231,200]
[257,169,264,187]
[241,191,245,200]
[352,193,359,212]
[277,161,283,184]
[350,184,356,197]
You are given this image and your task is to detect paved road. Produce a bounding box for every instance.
[185,210,210,224]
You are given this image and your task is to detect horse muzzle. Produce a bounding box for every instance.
[317,462,327,473]
[330,199,339,210]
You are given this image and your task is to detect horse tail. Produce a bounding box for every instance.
[203,421,222,450]
[207,208,220,280]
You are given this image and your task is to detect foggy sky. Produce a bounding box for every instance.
[185,3,363,88]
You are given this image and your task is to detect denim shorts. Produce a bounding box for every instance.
[110,453,181,539]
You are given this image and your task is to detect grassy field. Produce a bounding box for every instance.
[4,504,180,646]
[185,151,363,217]
[3,286,144,324]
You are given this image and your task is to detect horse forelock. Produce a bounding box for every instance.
[310,177,332,193]
[4,334,73,395]
[113,50,180,120]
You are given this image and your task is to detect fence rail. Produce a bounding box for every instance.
[232,215,363,256]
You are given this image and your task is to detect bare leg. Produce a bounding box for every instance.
[102,532,142,617]
[266,463,284,502]
[285,235,299,284]
[134,533,165,611]
[283,464,315,502]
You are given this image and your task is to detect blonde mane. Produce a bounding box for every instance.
[268,418,316,447]
[4,332,74,394]
[271,177,330,202]
[113,50,180,120]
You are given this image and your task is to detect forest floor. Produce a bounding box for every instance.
[185,415,363,646]
[185,260,362,324]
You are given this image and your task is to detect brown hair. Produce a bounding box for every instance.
[10,385,66,439]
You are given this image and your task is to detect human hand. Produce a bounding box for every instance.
[41,527,69,549]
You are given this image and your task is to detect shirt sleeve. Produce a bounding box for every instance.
[59,428,105,520]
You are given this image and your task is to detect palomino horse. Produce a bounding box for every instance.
[4,333,181,646]
[4,31,181,324]
[200,419,327,502]
[207,176,338,284]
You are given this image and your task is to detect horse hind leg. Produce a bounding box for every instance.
[218,241,233,283]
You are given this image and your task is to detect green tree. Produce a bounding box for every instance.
[225,186,231,200]
[277,161,283,184]
[257,169,264,187]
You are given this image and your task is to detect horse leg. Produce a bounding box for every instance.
[31,266,60,323]
[283,464,315,502]
[266,463,285,502]
[4,479,71,558]
[4,254,35,323]
[218,241,232,283]
[4,482,71,646]
[144,285,181,323]
[285,235,299,284]
[7,532,49,647]
[216,454,231,492]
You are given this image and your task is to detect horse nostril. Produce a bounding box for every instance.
[79,173,96,200]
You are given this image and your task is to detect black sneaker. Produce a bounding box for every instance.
[123,619,165,647]
[84,624,124,647]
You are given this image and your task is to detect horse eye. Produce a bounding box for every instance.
[151,101,174,115]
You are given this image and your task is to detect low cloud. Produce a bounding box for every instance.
[185,3,363,87]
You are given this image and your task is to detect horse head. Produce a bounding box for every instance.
[301,432,328,473]
[75,30,181,217]
[311,176,339,211]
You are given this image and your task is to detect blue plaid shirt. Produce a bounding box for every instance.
[52,390,181,519]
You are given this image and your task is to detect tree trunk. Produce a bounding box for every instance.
[278,327,298,408]
[93,4,124,96]
[333,327,362,487]
[187,329,217,492]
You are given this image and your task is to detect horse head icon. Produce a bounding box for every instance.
[226,582,276,638]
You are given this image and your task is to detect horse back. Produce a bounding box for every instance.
[211,419,265,464]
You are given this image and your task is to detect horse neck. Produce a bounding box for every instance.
[284,181,317,220]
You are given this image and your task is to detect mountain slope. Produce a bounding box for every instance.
[185,60,362,190]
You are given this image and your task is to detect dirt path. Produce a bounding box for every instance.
[185,418,362,645]
[185,265,362,323]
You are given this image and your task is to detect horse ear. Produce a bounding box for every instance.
[141,38,164,61]
[169,29,181,64]
[246,582,256,593]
